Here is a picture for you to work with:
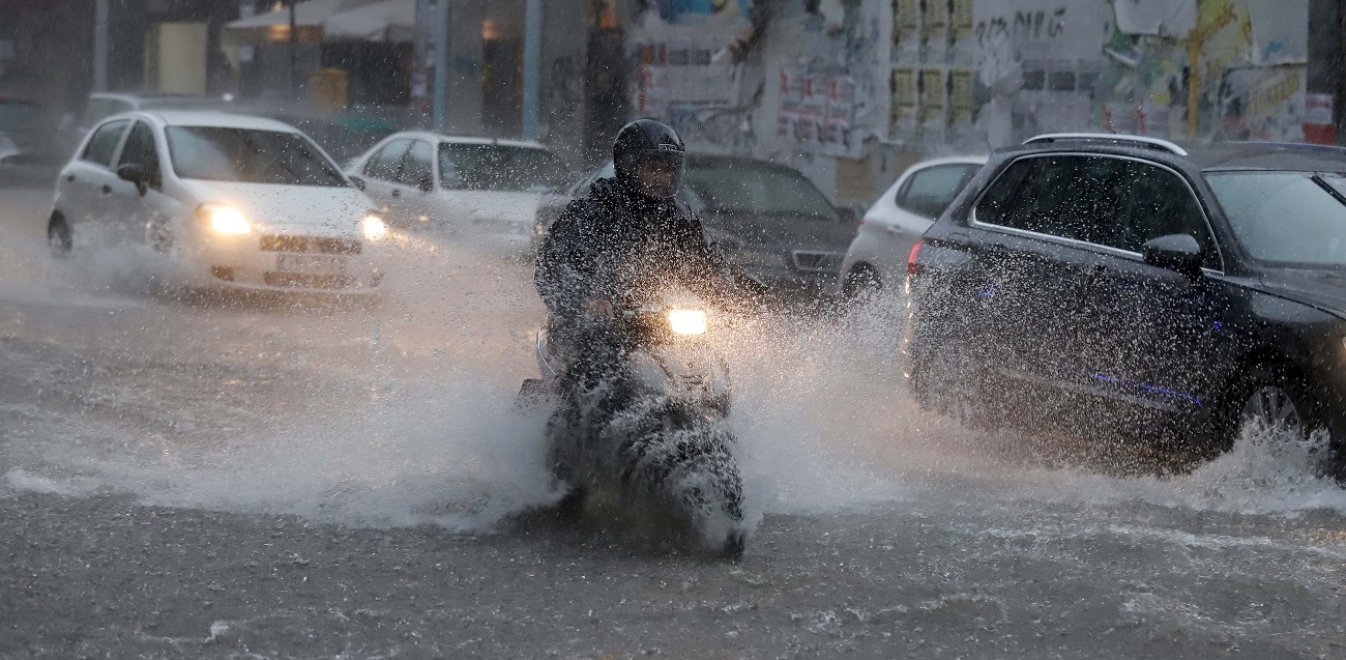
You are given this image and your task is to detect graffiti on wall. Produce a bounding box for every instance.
[891,0,1310,149]
[632,0,882,158]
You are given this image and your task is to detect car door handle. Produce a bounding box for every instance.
[883,225,901,235]
[101,185,112,195]
[65,174,76,183]
[391,189,401,198]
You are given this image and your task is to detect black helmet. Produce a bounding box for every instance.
[613,118,686,199]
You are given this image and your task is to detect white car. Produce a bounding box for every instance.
[48,110,389,293]
[837,155,987,299]
[347,132,570,253]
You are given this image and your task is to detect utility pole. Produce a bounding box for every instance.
[432,0,449,131]
[1337,0,1346,145]
[93,0,109,91]
[522,0,542,140]
[289,0,299,102]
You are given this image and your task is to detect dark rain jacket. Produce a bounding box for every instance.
[535,177,739,331]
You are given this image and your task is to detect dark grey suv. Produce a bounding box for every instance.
[907,134,1346,476]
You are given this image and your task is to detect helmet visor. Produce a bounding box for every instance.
[632,150,685,199]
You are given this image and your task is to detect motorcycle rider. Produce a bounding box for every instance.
[534,118,753,391]
[533,119,756,559]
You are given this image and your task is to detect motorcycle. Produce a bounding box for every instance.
[519,288,749,559]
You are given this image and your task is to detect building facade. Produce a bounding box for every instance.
[625,0,1339,206]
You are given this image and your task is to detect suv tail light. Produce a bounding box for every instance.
[906,239,924,276]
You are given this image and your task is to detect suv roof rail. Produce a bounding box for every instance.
[1023,133,1188,157]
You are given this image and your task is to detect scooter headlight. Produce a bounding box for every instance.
[667,309,708,336]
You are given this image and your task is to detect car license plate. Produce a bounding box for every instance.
[275,254,346,275]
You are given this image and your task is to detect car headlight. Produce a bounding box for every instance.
[362,214,388,241]
[199,204,251,235]
[667,309,708,336]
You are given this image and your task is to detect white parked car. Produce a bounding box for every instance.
[837,155,987,299]
[347,132,570,253]
[47,110,389,292]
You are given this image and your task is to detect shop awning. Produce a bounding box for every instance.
[323,0,416,43]
[224,0,382,31]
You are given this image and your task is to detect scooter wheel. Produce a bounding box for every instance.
[553,487,586,522]
[720,531,746,561]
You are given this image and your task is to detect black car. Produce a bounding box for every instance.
[534,155,857,295]
[907,133,1346,475]
[0,96,61,187]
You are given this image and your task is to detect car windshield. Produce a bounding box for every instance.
[439,143,570,192]
[165,126,348,186]
[683,161,839,221]
[1205,171,1346,268]
[0,101,46,130]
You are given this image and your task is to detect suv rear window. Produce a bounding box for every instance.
[896,164,980,219]
[974,155,1119,243]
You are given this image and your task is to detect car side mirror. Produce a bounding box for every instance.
[349,174,367,191]
[116,163,148,196]
[417,175,434,193]
[837,206,859,225]
[1142,233,1204,278]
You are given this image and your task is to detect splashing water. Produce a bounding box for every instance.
[1,212,1342,534]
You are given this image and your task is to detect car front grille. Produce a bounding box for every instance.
[791,250,844,273]
[259,234,361,255]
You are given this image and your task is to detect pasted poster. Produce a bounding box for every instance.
[778,67,806,139]
[1217,65,1305,141]
[890,67,917,129]
[919,68,946,126]
[821,76,858,155]
[893,0,919,56]
[1192,0,1253,81]
[950,0,974,46]
[779,68,861,155]
[1304,93,1334,144]
[921,0,948,54]
[949,69,974,126]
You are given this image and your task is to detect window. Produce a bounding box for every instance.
[118,121,162,191]
[0,100,49,134]
[1107,162,1217,266]
[438,143,570,192]
[400,140,434,189]
[1207,171,1346,268]
[82,119,130,167]
[682,161,839,221]
[895,164,979,219]
[976,155,1221,268]
[166,127,347,187]
[974,155,1122,244]
[363,139,411,181]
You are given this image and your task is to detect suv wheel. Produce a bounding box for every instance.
[1238,385,1305,435]
[1226,363,1341,478]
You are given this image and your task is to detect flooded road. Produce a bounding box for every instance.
[2,189,1345,658]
